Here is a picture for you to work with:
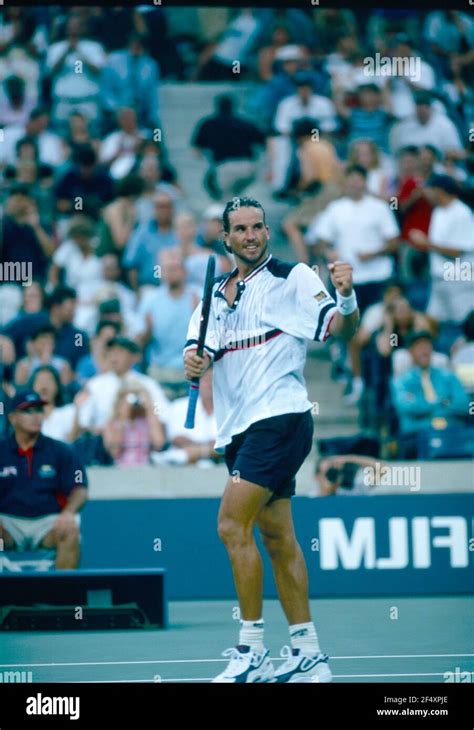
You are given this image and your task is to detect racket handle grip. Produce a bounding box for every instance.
[184,380,200,429]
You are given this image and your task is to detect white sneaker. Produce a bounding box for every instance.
[274,646,333,683]
[212,645,275,683]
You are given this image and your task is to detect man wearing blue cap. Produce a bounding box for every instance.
[0,390,88,569]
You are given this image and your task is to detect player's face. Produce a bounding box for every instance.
[224,207,270,267]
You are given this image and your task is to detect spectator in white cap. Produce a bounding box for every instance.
[270,71,338,194]
[248,44,322,133]
[77,336,168,437]
[174,212,227,287]
[259,39,309,81]
[198,205,224,249]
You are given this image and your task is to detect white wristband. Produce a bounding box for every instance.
[336,290,358,316]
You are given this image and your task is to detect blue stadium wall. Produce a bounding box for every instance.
[81,494,474,598]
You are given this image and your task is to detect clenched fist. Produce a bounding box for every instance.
[184,350,212,380]
[328,261,354,297]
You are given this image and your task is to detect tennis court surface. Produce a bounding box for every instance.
[1,596,472,683]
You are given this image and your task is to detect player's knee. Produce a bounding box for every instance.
[261,530,295,561]
[217,516,250,548]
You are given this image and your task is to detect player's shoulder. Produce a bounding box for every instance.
[267,258,320,285]
[266,257,300,280]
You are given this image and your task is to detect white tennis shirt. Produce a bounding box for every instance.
[183,254,337,452]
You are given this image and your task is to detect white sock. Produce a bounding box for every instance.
[239,618,264,652]
[289,622,320,655]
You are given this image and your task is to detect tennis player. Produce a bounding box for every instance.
[183,197,359,682]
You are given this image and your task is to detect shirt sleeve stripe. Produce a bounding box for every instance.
[314,303,337,341]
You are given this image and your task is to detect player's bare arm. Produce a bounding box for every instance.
[327,260,360,340]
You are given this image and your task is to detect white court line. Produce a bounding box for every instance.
[334,672,448,678]
[0,654,472,669]
[330,653,474,660]
[59,672,448,683]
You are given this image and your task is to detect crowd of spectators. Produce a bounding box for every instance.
[249,9,473,460]
[0,8,237,466]
[1,7,473,468]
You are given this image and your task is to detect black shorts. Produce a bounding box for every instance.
[224,410,314,504]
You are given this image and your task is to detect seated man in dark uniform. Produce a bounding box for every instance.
[0,390,88,569]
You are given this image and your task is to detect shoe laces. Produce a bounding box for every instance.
[221,646,262,676]
[279,645,326,672]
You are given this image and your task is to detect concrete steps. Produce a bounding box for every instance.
[160,82,290,240]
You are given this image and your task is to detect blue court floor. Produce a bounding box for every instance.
[0,596,472,683]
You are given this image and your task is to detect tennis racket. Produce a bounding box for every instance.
[184,255,216,429]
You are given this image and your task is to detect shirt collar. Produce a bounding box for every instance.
[218,253,272,292]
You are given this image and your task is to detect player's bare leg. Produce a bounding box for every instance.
[213,477,276,682]
[257,498,311,624]
[217,476,272,620]
[42,522,81,569]
[258,497,333,682]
